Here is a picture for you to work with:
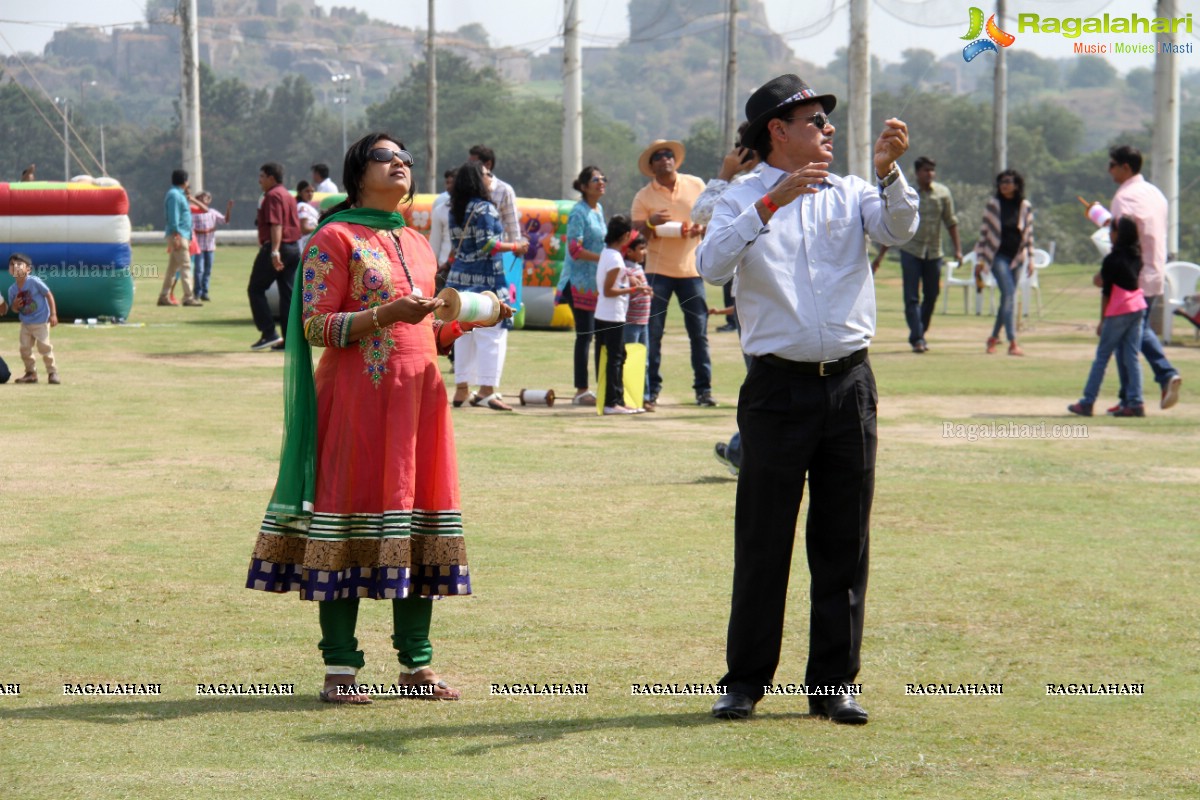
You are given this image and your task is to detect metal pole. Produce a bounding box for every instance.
[100,124,107,176]
[180,0,203,189]
[722,0,738,152]
[561,0,582,198]
[848,0,871,180]
[1152,0,1180,259]
[63,100,69,180]
[992,0,1008,177]
[427,0,438,193]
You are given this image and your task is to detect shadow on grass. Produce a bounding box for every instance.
[301,710,817,755]
[0,695,313,723]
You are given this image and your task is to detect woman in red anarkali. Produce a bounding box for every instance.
[246,132,510,704]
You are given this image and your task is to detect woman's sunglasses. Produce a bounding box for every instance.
[369,147,414,166]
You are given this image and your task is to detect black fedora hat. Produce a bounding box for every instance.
[743,75,837,149]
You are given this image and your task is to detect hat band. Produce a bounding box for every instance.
[776,88,818,111]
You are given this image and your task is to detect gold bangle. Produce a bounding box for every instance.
[371,307,382,330]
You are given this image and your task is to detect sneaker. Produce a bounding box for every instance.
[1161,374,1182,410]
[1008,342,1025,357]
[251,334,284,351]
[715,323,738,333]
[47,372,60,385]
[1111,404,1145,417]
[1067,401,1093,417]
[1106,403,1123,414]
[182,298,203,307]
[602,405,635,415]
[912,341,926,354]
[714,442,739,476]
[270,340,287,351]
[986,336,999,354]
[14,372,37,384]
[696,391,718,407]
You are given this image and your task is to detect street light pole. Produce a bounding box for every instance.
[54,97,70,179]
[332,73,352,154]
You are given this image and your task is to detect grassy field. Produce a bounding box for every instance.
[1,244,1198,799]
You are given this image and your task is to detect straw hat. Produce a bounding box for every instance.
[638,139,686,178]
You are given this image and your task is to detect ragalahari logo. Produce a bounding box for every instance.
[962,7,1016,61]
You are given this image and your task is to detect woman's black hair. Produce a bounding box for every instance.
[995,169,1025,202]
[1111,215,1141,258]
[320,132,413,221]
[571,165,601,197]
[450,161,489,226]
[605,214,633,246]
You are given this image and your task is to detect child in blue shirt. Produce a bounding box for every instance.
[1,253,60,384]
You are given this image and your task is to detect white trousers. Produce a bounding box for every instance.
[453,325,507,387]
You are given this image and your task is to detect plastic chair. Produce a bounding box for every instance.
[1017,242,1054,320]
[1162,261,1200,345]
[968,252,998,316]
[942,257,974,315]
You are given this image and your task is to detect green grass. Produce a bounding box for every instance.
[2,246,1198,798]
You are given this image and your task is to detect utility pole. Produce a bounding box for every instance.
[722,0,738,152]
[426,0,437,194]
[62,100,69,179]
[847,0,871,180]
[562,0,582,198]
[180,0,204,189]
[332,74,352,155]
[1152,0,1179,259]
[992,0,1008,176]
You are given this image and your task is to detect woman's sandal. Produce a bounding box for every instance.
[397,667,461,701]
[473,393,513,411]
[318,675,373,705]
[571,389,596,407]
[453,391,476,408]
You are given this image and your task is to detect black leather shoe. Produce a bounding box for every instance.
[711,691,756,720]
[809,692,868,725]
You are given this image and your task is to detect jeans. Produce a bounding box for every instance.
[192,250,214,298]
[248,242,300,340]
[647,274,711,397]
[900,251,940,345]
[1115,297,1178,398]
[720,282,739,330]
[623,321,651,400]
[1082,310,1144,406]
[990,255,1017,341]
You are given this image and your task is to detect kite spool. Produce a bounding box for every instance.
[655,221,687,238]
[435,287,502,325]
[519,389,556,406]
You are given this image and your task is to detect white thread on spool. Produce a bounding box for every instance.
[1087,203,1112,227]
[435,287,501,325]
[519,389,555,406]
[656,221,685,238]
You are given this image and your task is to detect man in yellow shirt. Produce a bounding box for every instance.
[632,140,715,408]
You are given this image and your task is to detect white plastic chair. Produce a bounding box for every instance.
[1018,242,1054,320]
[1162,261,1200,345]
[968,252,998,316]
[942,257,975,315]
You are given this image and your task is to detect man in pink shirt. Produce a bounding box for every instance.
[1108,145,1182,410]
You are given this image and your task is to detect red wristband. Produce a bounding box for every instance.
[760,194,779,213]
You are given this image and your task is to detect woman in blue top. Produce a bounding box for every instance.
[447,161,527,411]
[559,165,608,405]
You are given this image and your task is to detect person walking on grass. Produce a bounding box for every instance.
[1069,216,1147,418]
[974,169,1033,356]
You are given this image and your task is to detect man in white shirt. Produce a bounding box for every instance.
[468,144,522,244]
[428,169,455,279]
[698,74,918,724]
[310,163,338,194]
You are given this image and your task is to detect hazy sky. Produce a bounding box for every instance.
[1,0,1194,75]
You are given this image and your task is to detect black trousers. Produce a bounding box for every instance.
[720,356,876,699]
[594,318,626,407]
[248,241,300,339]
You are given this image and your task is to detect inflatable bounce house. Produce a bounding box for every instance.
[318,193,576,330]
[0,179,134,320]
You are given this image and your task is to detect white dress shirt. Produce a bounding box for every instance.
[490,175,521,243]
[697,164,919,362]
[428,191,452,264]
[315,178,338,194]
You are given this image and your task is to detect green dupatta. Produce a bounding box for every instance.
[266,207,407,530]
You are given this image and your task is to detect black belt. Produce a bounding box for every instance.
[759,348,867,377]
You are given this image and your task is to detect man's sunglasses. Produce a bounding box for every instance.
[369,147,414,166]
[783,112,831,130]
[650,149,676,162]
